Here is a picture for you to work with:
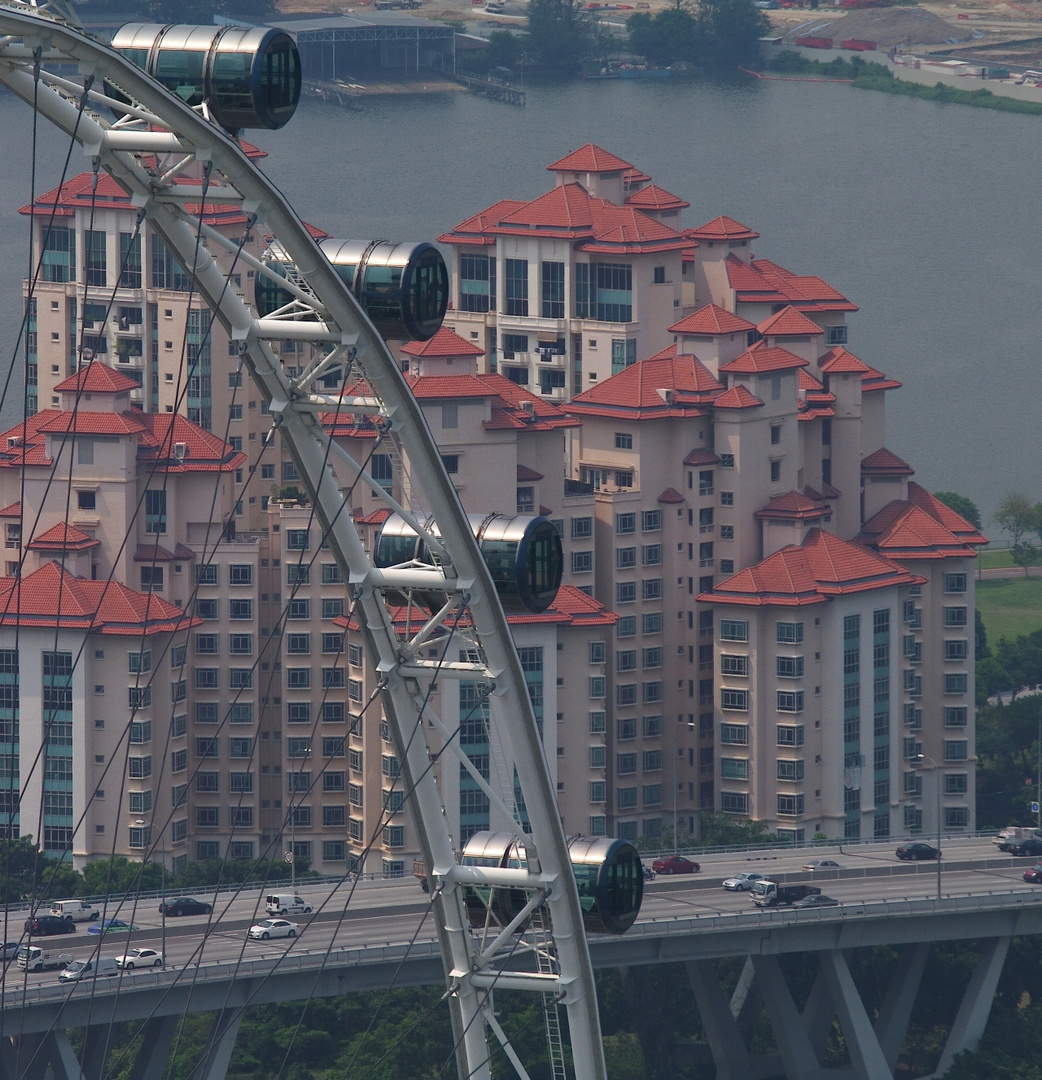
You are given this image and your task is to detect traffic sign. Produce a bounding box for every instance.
[1032,803,1039,814]
[284,850,294,863]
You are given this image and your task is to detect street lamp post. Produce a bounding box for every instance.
[673,719,694,856]
[137,818,166,964]
[915,754,942,899]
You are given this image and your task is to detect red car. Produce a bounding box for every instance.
[1024,865,1042,884]
[651,855,700,875]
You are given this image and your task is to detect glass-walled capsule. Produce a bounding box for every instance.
[459,832,644,936]
[375,513,562,614]
[256,240,448,342]
[110,24,301,132]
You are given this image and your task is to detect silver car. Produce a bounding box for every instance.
[721,872,770,891]
[247,919,299,941]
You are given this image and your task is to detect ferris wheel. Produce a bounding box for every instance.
[0,4,612,1079]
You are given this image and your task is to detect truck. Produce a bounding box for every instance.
[18,946,72,972]
[993,826,1042,852]
[750,881,821,907]
[795,35,833,49]
[840,38,877,51]
[50,899,100,923]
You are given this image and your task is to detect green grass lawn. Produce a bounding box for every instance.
[977,577,1042,642]
[979,548,1042,570]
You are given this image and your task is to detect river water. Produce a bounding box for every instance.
[0,75,1036,523]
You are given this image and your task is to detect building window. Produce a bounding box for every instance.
[944,606,968,627]
[777,793,805,817]
[776,725,804,747]
[616,513,636,535]
[286,529,310,551]
[617,616,636,637]
[777,759,805,782]
[776,656,804,679]
[460,253,494,312]
[720,619,748,642]
[944,673,968,694]
[777,691,804,713]
[589,711,606,733]
[616,547,637,570]
[590,746,606,768]
[141,565,164,590]
[144,489,166,534]
[944,573,967,594]
[944,707,968,727]
[721,791,748,814]
[720,758,748,780]
[572,551,592,573]
[571,517,593,539]
[770,460,782,483]
[720,655,748,676]
[614,431,633,449]
[616,582,636,604]
[944,639,968,661]
[944,740,968,761]
[720,724,748,746]
[721,689,748,711]
[541,261,565,318]
[505,258,529,316]
[589,676,606,699]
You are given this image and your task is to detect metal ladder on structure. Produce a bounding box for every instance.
[531,907,568,1080]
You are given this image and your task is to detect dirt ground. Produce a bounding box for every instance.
[276,0,1042,65]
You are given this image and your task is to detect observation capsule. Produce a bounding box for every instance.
[459,832,644,936]
[110,24,301,132]
[256,240,448,342]
[375,512,562,614]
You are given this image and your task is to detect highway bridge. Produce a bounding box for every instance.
[2,837,1039,1080]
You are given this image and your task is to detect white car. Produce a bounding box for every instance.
[802,859,842,872]
[721,872,770,891]
[248,919,300,941]
[115,947,164,969]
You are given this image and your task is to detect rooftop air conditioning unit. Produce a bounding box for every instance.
[173,442,188,461]
[520,400,536,418]
[657,388,675,405]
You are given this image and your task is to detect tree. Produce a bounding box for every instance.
[695,0,769,68]
[993,491,1039,575]
[626,9,699,66]
[526,0,600,72]
[934,490,982,530]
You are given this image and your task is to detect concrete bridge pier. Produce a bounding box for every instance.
[686,937,1012,1080]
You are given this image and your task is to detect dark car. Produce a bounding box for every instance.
[792,893,840,908]
[159,897,213,917]
[895,842,940,861]
[23,914,76,937]
[651,855,700,875]
[1023,864,1042,884]
[1010,838,1042,858]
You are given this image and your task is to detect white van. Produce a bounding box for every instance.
[58,957,119,982]
[50,900,100,923]
[264,893,313,916]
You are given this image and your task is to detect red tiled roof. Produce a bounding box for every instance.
[799,370,834,398]
[625,184,689,212]
[757,306,825,338]
[547,144,633,173]
[20,173,252,227]
[819,345,870,374]
[861,364,903,393]
[725,254,857,312]
[355,507,394,526]
[688,216,759,242]
[0,405,244,474]
[713,385,765,410]
[861,447,914,477]
[668,303,756,336]
[754,491,831,521]
[683,448,720,466]
[399,325,483,358]
[134,543,195,562]
[906,482,988,546]
[862,504,979,559]
[0,561,197,635]
[54,363,140,394]
[0,503,20,518]
[720,342,809,375]
[623,166,652,186]
[657,487,685,504]
[27,523,99,552]
[442,186,688,255]
[517,465,544,481]
[498,183,596,230]
[699,529,919,607]
[565,355,724,421]
[437,199,527,246]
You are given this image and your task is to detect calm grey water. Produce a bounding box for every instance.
[0,76,1036,523]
